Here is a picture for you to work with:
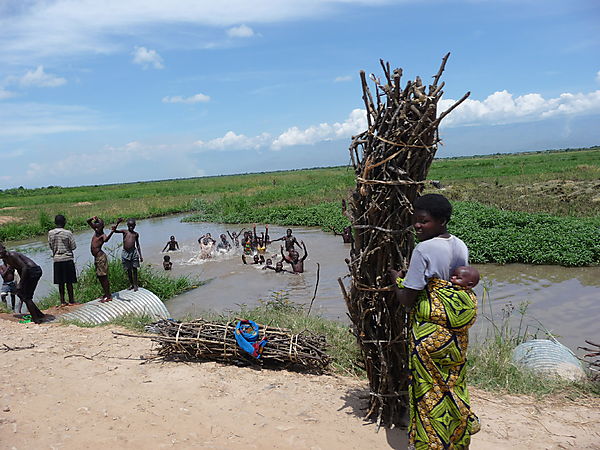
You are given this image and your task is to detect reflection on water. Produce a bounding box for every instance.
[8,214,600,352]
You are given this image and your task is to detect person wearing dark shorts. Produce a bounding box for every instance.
[0,244,50,324]
[48,214,78,306]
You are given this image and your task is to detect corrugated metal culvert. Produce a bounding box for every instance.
[512,339,587,381]
[57,287,170,325]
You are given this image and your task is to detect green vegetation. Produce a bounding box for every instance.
[39,257,198,310]
[1,146,599,265]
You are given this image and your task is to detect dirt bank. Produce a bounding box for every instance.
[1,321,599,449]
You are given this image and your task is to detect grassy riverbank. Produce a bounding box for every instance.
[39,257,198,310]
[65,293,599,397]
[1,146,599,265]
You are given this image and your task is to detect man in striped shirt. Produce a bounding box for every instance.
[48,214,78,306]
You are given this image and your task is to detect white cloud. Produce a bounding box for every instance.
[162,93,211,104]
[271,108,367,150]
[0,88,16,99]
[334,75,352,82]
[227,24,255,38]
[0,1,394,62]
[195,131,271,151]
[132,46,164,69]
[596,70,600,83]
[19,66,66,87]
[24,140,205,185]
[439,89,600,127]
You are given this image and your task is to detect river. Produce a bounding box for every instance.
[7,214,599,352]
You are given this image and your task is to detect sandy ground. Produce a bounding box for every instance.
[1,320,599,450]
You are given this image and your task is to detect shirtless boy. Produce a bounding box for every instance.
[216,234,231,252]
[112,218,143,291]
[163,255,172,270]
[280,241,308,273]
[0,263,17,311]
[87,216,117,302]
[272,228,300,253]
[227,228,245,247]
[162,235,179,252]
[263,261,293,274]
[242,254,262,265]
[0,244,50,323]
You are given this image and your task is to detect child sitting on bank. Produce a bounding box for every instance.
[163,255,172,271]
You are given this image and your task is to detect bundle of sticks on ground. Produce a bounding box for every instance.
[342,54,469,426]
[580,340,600,381]
[131,319,330,372]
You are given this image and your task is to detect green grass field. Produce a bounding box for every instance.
[1,146,599,265]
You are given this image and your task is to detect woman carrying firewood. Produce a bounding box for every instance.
[389,194,479,449]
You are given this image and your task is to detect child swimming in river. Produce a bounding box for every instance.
[163,255,172,271]
[162,235,179,252]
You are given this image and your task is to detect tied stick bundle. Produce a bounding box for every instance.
[137,319,330,372]
[343,54,469,427]
[580,340,600,380]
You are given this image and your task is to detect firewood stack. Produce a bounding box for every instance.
[342,54,469,426]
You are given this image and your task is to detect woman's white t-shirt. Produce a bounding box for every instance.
[402,235,469,290]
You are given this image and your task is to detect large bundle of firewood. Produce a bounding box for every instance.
[133,319,330,372]
[580,340,600,381]
[342,54,469,426]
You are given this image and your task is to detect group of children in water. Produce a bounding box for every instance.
[162,224,309,274]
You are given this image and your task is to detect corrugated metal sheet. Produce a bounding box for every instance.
[57,287,170,325]
[512,339,586,381]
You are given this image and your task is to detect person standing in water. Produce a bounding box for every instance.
[280,241,308,273]
[272,228,301,253]
[162,235,179,252]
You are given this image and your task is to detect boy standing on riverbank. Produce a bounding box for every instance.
[112,218,143,291]
[48,214,77,306]
[87,216,117,302]
[0,244,50,323]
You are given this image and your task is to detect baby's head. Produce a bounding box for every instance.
[451,266,480,289]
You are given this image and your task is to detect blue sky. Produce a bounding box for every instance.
[0,0,599,189]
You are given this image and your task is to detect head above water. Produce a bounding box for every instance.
[451,266,480,289]
[286,228,292,237]
[220,234,227,240]
[126,218,136,230]
[253,254,260,263]
[412,194,452,241]
[170,235,175,241]
[163,255,171,261]
[54,214,66,227]
[265,258,272,265]
[275,261,283,271]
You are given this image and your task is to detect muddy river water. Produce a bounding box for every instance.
[9,214,600,352]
